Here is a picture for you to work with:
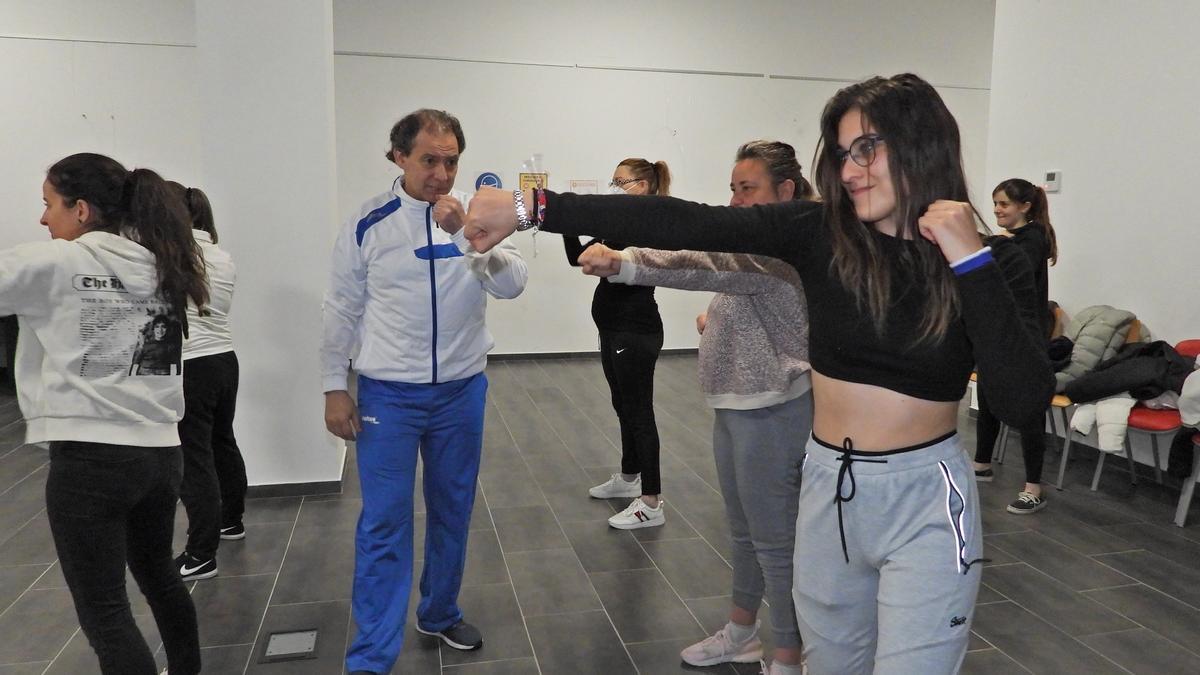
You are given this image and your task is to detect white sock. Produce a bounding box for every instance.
[725,620,756,645]
[770,661,804,675]
[621,473,639,483]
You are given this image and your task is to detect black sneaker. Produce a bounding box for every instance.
[219,523,246,540]
[175,552,218,581]
[1006,491,1047,515]
[974,469,994,482]
[416,620,482,651]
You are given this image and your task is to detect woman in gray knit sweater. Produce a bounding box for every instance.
[579,141,814,675]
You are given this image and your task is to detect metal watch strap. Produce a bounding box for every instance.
[514,189,535,231]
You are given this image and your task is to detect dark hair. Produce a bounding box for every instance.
[736,140,815,200]
[993,178,1058,265]
[46,153,209,325]
[813,73,973,344]
[617,158,671,196]
[385,109,466,161]
[166,181,218,243]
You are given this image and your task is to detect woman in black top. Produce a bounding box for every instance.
[571,158,671,530]
[974,178,1060,513]
[465,73,1053,674]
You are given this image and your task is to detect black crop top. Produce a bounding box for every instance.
[540,192,1055,430]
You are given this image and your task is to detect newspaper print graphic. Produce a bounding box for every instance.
[74,274,182,377]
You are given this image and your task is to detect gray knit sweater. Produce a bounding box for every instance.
[612,248,811,410]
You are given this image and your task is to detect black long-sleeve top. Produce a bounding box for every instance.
[1007,222,1052,339]
[542,192,1055,430]
[562,235,663,335]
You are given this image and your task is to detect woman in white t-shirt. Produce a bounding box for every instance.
[167,182,248,583]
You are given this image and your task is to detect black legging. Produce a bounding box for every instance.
[179,350,247,559]
[973,387,1046,484]
[598,329,663,494]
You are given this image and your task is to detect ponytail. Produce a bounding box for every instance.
[167,181,219,243]
[47,154,209,323]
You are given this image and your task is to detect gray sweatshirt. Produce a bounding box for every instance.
[612,248,811,410]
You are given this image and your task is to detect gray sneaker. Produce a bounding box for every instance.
[680,622,763,666]
[417,620,482,651]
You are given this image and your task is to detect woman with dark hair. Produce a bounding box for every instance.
[167,182,249,582]
[570,157,671,530]
[464,73,1053,673]
[0,153,206,674]
[580,140,814,674]
[974,178,1060,513]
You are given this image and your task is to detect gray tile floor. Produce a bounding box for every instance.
[1,355,1200,674]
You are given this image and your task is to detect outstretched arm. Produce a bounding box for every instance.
[465,188,820,267]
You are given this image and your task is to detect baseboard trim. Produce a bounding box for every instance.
[490,348,697,361]
[246,480,342,499]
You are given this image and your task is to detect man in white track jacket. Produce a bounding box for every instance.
[322,109,527,675]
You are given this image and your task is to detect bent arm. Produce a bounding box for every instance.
[456,232,528,299]
[561,234,599,267]
[964,243,1055,429]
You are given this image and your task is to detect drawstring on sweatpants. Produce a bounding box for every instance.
[834,437,887,564]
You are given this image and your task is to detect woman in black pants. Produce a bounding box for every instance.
[570,158,671,529]
[169,183,249,580]
[4,153,206,674]
[973,178,1059,513]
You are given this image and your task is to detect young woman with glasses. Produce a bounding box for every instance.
[974,177,1060,514]
[464,73,1053,673]
[566,158,672,529]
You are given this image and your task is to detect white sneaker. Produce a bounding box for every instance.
[607,497,665,530]
[588,473,642,499]
[680,622,762,666]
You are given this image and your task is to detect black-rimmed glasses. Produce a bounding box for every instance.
[834,134,885,167]
[608,177,644,189]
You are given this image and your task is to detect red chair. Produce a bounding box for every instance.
[1174,431,1200,527]
[1090,339,1200,495]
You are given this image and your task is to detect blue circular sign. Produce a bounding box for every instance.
[475,172,502,190]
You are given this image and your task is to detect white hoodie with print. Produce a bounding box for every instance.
[0,231,184,446]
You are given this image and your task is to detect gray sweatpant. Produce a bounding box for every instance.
[793,433,982,675]
[713,392,812,650]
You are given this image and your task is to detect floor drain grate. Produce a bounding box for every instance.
[258,629,319,663]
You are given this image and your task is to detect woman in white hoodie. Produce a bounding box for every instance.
[0,153,207,674]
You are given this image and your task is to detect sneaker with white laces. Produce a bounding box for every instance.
[680,622,762,666]
[608,497,665,530]
[589,473,642,499]
[1007,491,1047,514]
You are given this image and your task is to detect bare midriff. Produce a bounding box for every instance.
[810,371,959,452]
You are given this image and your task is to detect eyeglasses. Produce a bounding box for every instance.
[608,177,644,189]
[834,134,885,167]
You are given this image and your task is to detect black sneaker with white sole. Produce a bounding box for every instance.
[974,468,994,482]
[417,620,482,651]
[1006,491,1047,514]
[219,523,246,540]
[175,552,218,581]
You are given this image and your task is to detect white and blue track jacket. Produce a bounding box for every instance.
[321,182,527,390]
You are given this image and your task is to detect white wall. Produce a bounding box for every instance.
[0,0,200,249]
[987,0,1200,344]
[332,0,997,352]
[195,0,341,488]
